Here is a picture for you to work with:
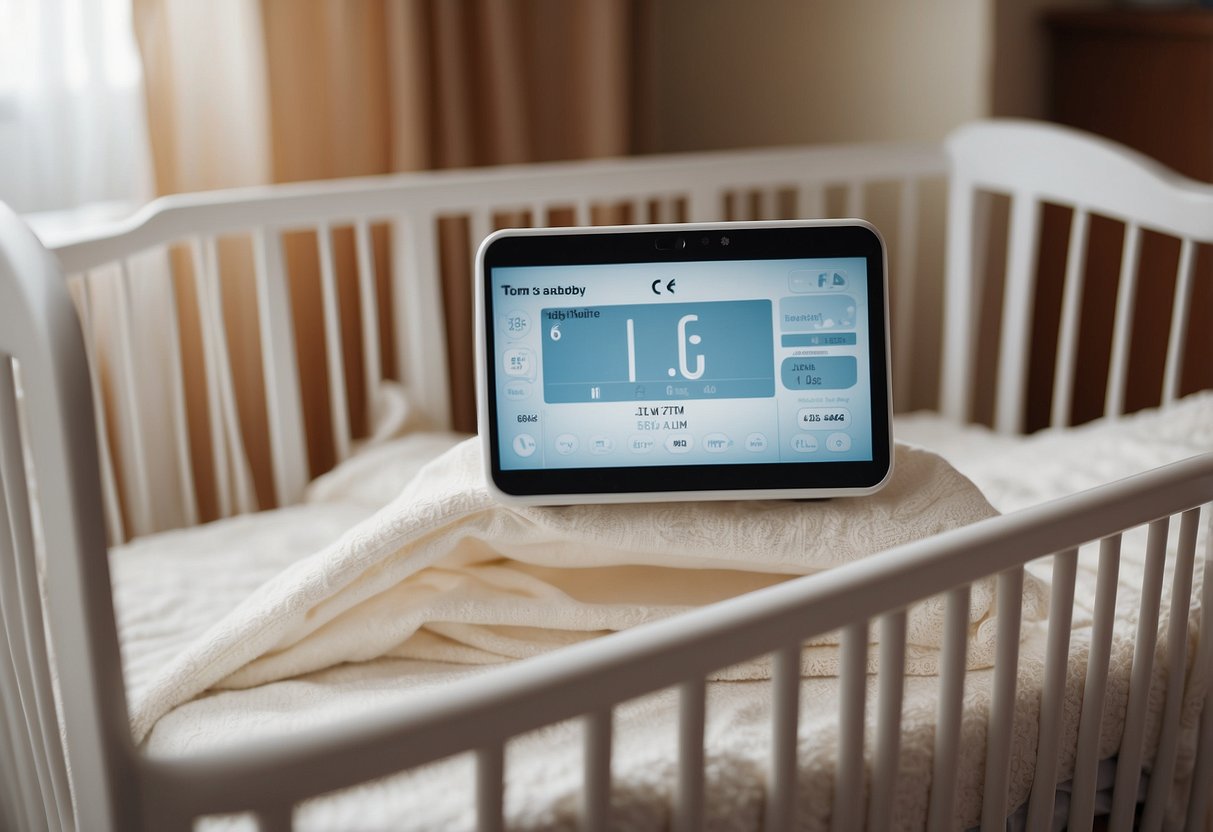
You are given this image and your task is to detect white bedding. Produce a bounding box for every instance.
[110,392,1213,830]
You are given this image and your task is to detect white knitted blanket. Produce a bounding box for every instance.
[124,440,1023,745]
[112,392,1213,830]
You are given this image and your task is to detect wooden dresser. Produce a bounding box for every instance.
[1029,9,1213,429]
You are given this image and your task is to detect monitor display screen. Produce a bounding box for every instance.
[477,222,891,503]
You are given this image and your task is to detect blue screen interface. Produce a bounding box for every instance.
[491,257,873,470]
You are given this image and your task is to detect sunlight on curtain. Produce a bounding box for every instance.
[0,0,152,214]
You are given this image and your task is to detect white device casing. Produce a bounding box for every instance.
[474,219,894,506]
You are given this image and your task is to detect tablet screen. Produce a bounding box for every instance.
[477,222,891,502]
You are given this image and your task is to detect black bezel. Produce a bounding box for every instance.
[480,223,891,499]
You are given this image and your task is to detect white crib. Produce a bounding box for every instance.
[1,120,1212,831]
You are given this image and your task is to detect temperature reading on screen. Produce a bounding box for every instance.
[676,314,705,380]
[624,313,706,383]
[543,300,773,403]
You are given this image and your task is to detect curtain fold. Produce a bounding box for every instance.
[0,0,153,214]
[132,0,637,511]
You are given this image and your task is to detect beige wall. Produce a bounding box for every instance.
[640,0,1113,153]
[641,0,993,154]
[990,0,1110,119]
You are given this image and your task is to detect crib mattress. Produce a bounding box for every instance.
[111,393,1213,830]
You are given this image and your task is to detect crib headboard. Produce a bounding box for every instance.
[943,119,1213,434]
[49,142,947,543]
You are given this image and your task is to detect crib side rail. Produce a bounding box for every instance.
[0,206,135,832]
[48,141,946,543]
[138,453,1213,831]
[943,119,1213,434]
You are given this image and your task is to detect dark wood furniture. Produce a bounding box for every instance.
[1027,10,1213,430]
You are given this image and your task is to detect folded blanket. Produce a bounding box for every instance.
[130,440,1046,743]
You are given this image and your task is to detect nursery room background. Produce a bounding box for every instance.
[11,0,1190,523]
[6,1,1213,830]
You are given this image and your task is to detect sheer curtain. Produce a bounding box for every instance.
[0,0,152,218]
[129,0,638,504]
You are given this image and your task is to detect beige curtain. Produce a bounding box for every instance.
[132,0,637,517]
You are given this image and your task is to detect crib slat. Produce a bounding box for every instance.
[994,195,1040,434]
[1141,508,1201,832]
[641,197,656,224]
[927,585,970,832]
[845,181,864,217]
[1050,208,1089,428]
[256,805,293,832]
[1109,518,1170,832]
[574,198,593,226]
[317,224,351,463]
[893,180,919,405]
[769,187,783,220]
[666,195,684,223]
[394,215,452,429]
[1184,522,1213,832]
[252,228,308,508]
[112,261,154,536]
[834,622,869,832]
[941,182,976,424]
[583,710,612,832]
[191,238,233,517]
[69,280,126,544]
[468,209,491,273]
[800,184,826,219]
[196,236,258,516]
[966,191,993,405]
[531,202,547,228]
[1105,223,1141,417]
[0,492,47,832]
[759,187,773,220]
[980,567,1024,831]
[0,614,41,832]
[0,359,72,832]
[675,677,706,832]
[868,611,907,832]
[477,743,505,832]
[767,643,801,832]
[574,201,594,228]
[162,264,198,527]
[1184,685,1213,831]
[0,686,22,832]
[1025,548,1078,829]
[354,220,383,429]
[720,191,734,222]
[0,448,59,831]
[211,246,258,516]
[1070,535,1123,827]
[752,190,769,221]
[649,196,666,224]
[687,188,719,223]
[1163,237,1196,404]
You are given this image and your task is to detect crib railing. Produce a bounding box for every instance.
[49,141,948,543]
[4,122,1213,832]
[130,454,1213,832]
[944,121,1213,435]
[0,206,132,832]
[8,190,1213,829]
